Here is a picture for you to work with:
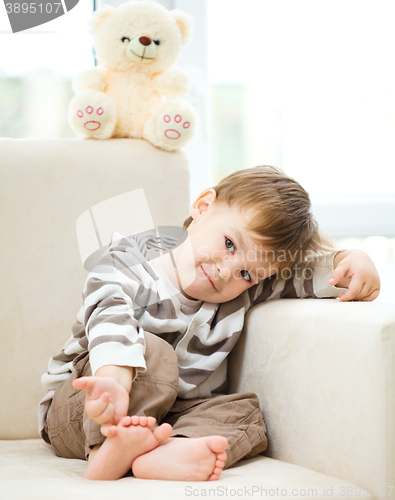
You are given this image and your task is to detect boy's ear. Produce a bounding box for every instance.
[190,189,217,221]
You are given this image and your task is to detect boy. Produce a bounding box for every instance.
[39,166,380,481]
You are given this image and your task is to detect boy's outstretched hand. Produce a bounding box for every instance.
[329,249,380,302]
[72,374,131,438]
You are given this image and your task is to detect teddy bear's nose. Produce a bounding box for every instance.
[139,36,152,46]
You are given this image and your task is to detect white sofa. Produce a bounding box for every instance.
[0,138,394,500]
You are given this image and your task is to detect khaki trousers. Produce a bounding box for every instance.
[43,332,267,469]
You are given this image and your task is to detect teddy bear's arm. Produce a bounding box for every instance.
[154,67,190,98]
[72,67,109,93]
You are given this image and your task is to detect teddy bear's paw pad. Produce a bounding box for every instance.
[74,102,111,136]
[156,109,193,145]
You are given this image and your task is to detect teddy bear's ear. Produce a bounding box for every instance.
[89,5,116,36]
[171,10,193,45]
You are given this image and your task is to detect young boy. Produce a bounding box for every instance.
[39,166,380,482]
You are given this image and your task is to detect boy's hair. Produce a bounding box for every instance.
[183,166,335,272]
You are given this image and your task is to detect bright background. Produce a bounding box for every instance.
[1,0,394,303]
[0,0,93,137]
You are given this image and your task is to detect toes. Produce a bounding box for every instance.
[124,415,157,427]
[130,415,140,425]
[208,466,224,481]
[146,416,157,428]
[138,416,148,426]
[215,458,225,469]
[207,436,229,454]
[119,416,132,427]
[216,451,227,462]
[152,422,173,443]
[101,424,118,438]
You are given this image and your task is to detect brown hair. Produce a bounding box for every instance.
[183,166,335,271]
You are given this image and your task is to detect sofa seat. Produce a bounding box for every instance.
[0,439,371,500]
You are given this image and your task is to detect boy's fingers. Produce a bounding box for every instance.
[86,394,113,421]
[328,274,341,286]
[338,291,351,302]
[361,288,380,302]
[354,282,371,301]
[338,277,363,301]
[85,399,107,419]
[328,264,348,286]
[72,376,98,393]
[72,377,88,391]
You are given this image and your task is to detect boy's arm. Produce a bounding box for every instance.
[75,242,150,436]
[328,249,380,302]
[95,365,135,394]
[251,249,380,305]
[83,247,148,381]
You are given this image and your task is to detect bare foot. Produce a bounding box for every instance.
[84,415,173,480]
[132,436,228,481]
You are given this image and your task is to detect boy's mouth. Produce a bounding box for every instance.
[201,266,216,290]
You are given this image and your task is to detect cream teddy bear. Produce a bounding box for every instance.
[68,1,195,151]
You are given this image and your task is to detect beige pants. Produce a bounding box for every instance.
[43,332,267,469]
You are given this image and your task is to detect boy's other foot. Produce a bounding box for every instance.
[84,415,173,480]
[132,435,228,481]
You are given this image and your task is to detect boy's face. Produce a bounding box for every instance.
[170,189,278,303]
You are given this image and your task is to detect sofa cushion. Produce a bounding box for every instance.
[0,439,372,500]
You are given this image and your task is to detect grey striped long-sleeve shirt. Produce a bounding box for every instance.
[41,229,344,400]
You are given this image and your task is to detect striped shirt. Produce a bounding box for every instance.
[41,229,343,400]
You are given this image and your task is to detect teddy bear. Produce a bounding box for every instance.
[67,0,195,151]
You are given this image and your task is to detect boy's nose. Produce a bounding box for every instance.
[218,266,231,282]
[216,261,232,282]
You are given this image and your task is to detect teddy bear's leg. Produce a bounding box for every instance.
[68,90,117,140]
[143,100,196,151]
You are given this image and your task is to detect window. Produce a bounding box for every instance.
[207,0,395,303]
[0,0,94,137]
[208,0,395,196]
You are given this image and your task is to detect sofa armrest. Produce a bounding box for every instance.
[228,298,395,493]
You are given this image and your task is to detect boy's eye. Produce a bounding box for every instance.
[241,270,252,282]
[225,237,236,253]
